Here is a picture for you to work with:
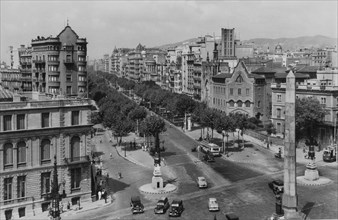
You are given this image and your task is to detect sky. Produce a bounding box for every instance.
[1,0,337,64]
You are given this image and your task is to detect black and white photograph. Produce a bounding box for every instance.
[0,0,337,220]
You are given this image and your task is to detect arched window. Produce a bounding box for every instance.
[236,75,243,83]
[237,100,243,107]
[17,141,26,165]
[71,136,80,162]
[41,139,51,163]
[4,143,13,166]
[245,101,251,107]
[229,100,235,107]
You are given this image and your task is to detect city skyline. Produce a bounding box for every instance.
[1,0,337,64]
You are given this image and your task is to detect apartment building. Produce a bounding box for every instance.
[0,91,94,219]
[18,25,88,97]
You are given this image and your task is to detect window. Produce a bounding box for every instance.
[277,108,282,118]
[238,89,241,95]
[246,89,249,96]
[230,88,233,95]
[17,142,26,165]
[229,100,234,107]
[4,177,13,201]
[257,101,261,108]
[18,207,25,218]
[41,139,51,163]
[3,115,12,131]
[67,75,72,82]
[4,143,13,167]
[237,100,243,107]
[236,75,243,83]
[17,114,25,130]
[41,172,51,195]
[277,94,282,102]
[71,168,81,189]
[71,136,80,161]
[321,97,326,105]
[71,111,80,125]
[17,176,26,198]
[41,113,49,128]
[67,86,72,94]
[245,101,250,107]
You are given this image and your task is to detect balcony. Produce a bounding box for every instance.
[21,77,32,81]
[39,77,46,82]
[64,155,90,165]
[33,60,46,64]
[78,81,87,86]
[0,197,34,206]
[64,59,74,65]
[48,81,60,86]
[48,60,60,65]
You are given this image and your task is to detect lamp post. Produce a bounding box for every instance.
[50,155,65,220]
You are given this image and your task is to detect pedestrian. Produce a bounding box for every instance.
[98,190,102,200]
[67,201,71,210]
[110,153,113,158]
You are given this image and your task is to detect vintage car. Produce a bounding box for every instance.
[197,177,208,189]
[130,196,144,214]
[208,198,219,211]
[323,146,337,162]
[168,199,184,217]
[154,196,170,214]
[203,152,215,162]
[268,180,284,194]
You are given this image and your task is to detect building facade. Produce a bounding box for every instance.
[18,25,88,97]
[0,94,94,219]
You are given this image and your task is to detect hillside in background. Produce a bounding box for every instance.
[156,35,337,51]
[243,35,337,51]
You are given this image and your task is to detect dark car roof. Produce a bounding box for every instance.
[131,196,141,202]
[172,199,182,204]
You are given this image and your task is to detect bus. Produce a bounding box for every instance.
[199,143,221,156]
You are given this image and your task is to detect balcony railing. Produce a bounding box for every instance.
[33,60,46,64]
[0,196,34,206]
[64,155,90,164]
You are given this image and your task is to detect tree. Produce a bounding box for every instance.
[201,108,220,140]
[215,114,236,153]
[296,97,326,143]
[112,116,135,144]
[139,116,166,164]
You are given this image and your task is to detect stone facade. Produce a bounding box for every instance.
[0,97,94,219]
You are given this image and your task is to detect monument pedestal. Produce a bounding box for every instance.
[152,176,164,189]
[304,162,319,181]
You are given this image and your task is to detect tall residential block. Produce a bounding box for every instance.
[19,25,88,97]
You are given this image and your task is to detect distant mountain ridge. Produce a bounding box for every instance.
[156,35,337,51]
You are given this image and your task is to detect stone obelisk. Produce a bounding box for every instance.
[282,69,302,219]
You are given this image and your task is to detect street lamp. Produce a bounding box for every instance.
[49,155,66,220]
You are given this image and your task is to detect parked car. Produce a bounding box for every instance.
[130,196,144,214]
[268,180,284,194]
[154,196,170,214]
[197,177,208,189]
[208,198,219,211]
[169,199,184,217]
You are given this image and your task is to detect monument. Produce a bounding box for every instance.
[152,164,164,189]
[282,68,303,220]
[139,150,176,194]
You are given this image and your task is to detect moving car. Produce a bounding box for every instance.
[323,146,336,162]
[130,196,144,214]
[208,198,219,211]
[169,199,184,217]
[197,177,208,189]
[154,197,170,214]
[203,152,215,162]
[268,180,284,194]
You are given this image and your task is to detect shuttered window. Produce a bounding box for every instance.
[3,115,12,131]
[17,114,25,130]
